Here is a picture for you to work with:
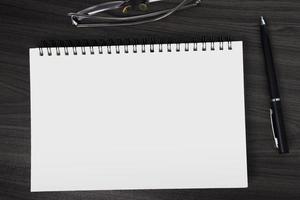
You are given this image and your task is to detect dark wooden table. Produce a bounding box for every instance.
[1,0,300,199]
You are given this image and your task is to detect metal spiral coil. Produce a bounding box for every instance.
[38,39,233,56]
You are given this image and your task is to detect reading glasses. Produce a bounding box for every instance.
[68,0,202,27]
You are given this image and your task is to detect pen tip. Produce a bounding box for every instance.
[260,16,266,25]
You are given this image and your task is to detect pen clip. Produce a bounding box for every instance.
[269,108,279,149]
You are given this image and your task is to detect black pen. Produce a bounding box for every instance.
[260,16,289,153]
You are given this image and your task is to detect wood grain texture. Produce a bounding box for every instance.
[0,0,300,199]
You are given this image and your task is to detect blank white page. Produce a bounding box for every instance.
[30,41,247,192]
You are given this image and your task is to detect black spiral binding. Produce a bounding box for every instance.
[38,37,233,56]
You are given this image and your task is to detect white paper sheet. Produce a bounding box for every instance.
[30,41,247,192]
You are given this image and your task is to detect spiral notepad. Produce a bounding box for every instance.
[30,40,247,192]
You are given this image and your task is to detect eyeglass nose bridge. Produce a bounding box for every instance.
[122,0,150,12]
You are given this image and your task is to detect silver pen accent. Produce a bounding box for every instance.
[271,98,281,102]
[269,108,279,148]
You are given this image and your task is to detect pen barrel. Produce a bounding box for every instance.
[271,101,289,153]
[260,26,280,99]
